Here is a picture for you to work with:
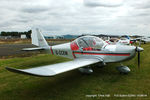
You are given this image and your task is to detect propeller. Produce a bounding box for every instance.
[139,37,142,47]
[137,50,140,68]
[135,39,144,69]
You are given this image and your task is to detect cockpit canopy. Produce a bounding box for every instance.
[71,36,105,51]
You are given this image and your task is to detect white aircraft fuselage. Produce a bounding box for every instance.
[50,43,137,63]
[49,36,139,63]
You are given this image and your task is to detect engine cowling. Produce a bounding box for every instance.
[78,67,93,74]
[116,66,131,74]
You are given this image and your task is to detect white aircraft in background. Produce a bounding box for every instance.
[117,38,131,45]
[136,36,150,44]
[125,35,136,43]
[6,29,144,77]
[105,36,134,45]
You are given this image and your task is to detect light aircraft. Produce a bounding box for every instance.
[117,38,132,45]
[105,35,136,45]
[6,29,144,77]
[105,37,132,45]
[136,36,150,44]
[125,35,136,43]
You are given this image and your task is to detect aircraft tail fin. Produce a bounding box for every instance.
[31,28,49,47]
[22,28,49,51]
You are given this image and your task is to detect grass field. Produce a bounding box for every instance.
[0,43,150,100]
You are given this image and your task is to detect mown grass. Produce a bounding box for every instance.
[0,43,150,100]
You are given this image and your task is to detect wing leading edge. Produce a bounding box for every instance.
[6,58,101,77]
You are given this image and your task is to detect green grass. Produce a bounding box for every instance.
[0,43,150,100]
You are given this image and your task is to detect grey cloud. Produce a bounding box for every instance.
[136,12,150,17]
[126,0,150,9]
[0,22,12,28]
[125,8,150,17]
[135,3,150,9]
[0,0,150,36]
[13,19,29,23]
[84,0,122,7]
[42,25,62,31]
[21,6,49,13]
[84,2,121,7]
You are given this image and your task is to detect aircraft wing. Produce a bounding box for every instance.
[6,58,101,77]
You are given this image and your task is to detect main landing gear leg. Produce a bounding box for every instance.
[78,66,93,74]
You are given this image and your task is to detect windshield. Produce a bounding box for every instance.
[76,36,104,51]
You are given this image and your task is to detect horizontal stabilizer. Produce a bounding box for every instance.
[6,58,101,77]
[22,47,45,51]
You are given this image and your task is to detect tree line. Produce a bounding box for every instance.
[0,30,32,38]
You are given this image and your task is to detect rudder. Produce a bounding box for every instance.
[31,28,49,47]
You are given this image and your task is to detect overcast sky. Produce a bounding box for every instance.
[0,0,150,36]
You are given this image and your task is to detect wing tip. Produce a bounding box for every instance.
[5,67,55,77]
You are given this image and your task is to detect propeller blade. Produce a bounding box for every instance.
[136,46,144,69]
[139,37,142,47]
[138,51,140,69]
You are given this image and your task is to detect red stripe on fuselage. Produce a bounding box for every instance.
[74,52,130,56]
[50,47,54,55]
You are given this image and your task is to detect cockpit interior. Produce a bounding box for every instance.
[71,36,105,51]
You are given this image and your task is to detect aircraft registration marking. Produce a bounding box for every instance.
[55,50,68,55]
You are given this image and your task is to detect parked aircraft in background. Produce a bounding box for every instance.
[124,35,136,43]
[6,29,144,77]
[136,36,150,44]
[105,37,132,45]
[105,35,137,45]
[117,38,131,45]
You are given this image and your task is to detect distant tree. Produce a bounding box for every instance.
[26,30,32,38]
[1,31,7,36]
[0,30,32,38]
